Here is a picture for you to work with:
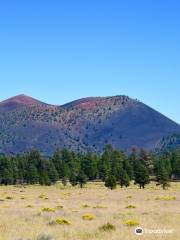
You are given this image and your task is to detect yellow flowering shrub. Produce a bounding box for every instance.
[82,214,96,221]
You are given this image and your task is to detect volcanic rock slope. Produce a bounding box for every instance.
[0,94,179,155]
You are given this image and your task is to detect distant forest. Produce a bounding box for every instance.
[0,145,180,190]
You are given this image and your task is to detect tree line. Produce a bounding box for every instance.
[0,145,179,190]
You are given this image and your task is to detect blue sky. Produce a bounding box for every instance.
[0,0,179,123]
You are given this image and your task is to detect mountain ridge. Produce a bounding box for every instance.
[0,94,47,111]
[0,94,179,155]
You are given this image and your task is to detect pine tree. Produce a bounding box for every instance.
[16,154,26,184]
[39,172,51,186]
[139,148,153,173]
[105,175,117,190]
[98,146,111,181]
[129,147,138,178]
[69,173,78,186]
[110,150,123,179]
[77,171,87,188]
[51,149,62,178]
[134,162,149,188]
[119,169,130,188]
[0,156,14,185]
[122,157,133,180]
[155,158,170,190]
[61,163,69,186]
[158,166,170,190]
[46,160,59,184]
[81,153,98,180]
[26,164,39,184]
[171,150,180,179]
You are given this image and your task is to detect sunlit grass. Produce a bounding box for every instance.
[0,182,179,239]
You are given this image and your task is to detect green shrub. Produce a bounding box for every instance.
[93,205,107,209]
[55,218,71,225]
[82,204,91,208]
[5,196,13,200]
[127,195,132,199]
[99,222,116,231]
[26,205,34,208]
[82,214,96,221]
[126,205,136,209]
[41,207,55,212]
[56,205,63,210]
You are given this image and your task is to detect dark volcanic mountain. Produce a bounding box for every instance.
[0,94,179,155]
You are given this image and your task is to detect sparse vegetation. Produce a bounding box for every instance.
[126,205,136,209]
[99,222,116,232]
[124,220,139,226]
[41,207,56,212]
[0,144,179,240]
[0,182,179,239]
[55,218,71,225]
[82,213,96,220]
[155,196,176,200]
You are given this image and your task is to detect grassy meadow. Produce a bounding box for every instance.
[0,182,179,240]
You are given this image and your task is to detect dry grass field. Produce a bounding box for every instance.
[0,182,179,240]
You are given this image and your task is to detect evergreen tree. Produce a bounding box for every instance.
[157,166,170,190]
[110,150,123,179]
[134,162,149,188]
[39,172,51,185]
[26,164,39,184]
[61,162,69,186]
[139,148,153,173]
[119,168,130,188]
[122,157,133,180]
[81,153,98,180]
[129,147,138,178]
[171,150,180,179]
[16,154,26,184]
[98,145,111,181]
[105,175,117,190]
[51,149,62,178]
[155,158,170,189]
[0,156,14,185]
[69,173,78,186]
[77,171,87,188]
[11,157,18,184]
[46,160,59,184]
[163,155,172,177]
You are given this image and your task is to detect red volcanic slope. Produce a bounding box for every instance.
[73,99,106,109]
[0,94,44,105]
[62,97,115,110]
[0,94,47,111]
